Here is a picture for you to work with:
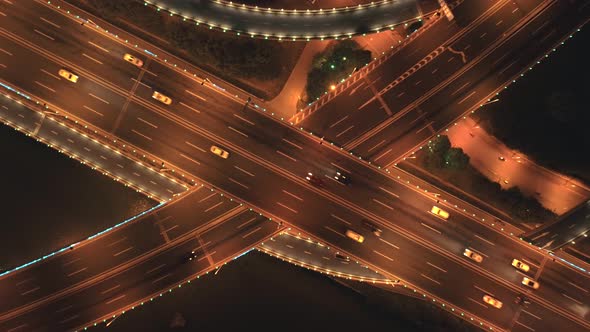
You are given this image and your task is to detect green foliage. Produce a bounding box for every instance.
[444,147,470,170]
[305,40,372,102]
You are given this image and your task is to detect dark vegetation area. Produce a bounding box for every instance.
[420,136,557,225]
[305,40,372,103]
[475,27,590,184]
[69,0,305,99]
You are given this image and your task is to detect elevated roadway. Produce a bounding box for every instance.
[1,0,589,331]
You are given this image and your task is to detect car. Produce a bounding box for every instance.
[184,250,197,262]
[498,156,505,161]
[345,229,365,243]
[152,91,172,105]
[463,248,483,263]
[334,170,351,185]
[334,253,350,262]
[430,206,450,220]
[521,277,540,289]
[123,53,143,67]
[210,145,229,159]
[483,295,503,309]
[58,69,79,83]
[305,172,324,187]
[362,219,382,237]
[511,259,530,272]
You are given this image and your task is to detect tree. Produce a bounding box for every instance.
[427,135,451,156]
[444,147,470,169]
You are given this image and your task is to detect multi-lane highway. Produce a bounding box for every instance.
[298,0,590,168]
[143,0,419,39]
[1,0,589,331]
[0,188,278,331]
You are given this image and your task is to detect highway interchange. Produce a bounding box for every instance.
[0,0,589,331]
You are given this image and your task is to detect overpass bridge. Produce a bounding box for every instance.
[1,0,590,331]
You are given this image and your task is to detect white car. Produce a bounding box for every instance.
[210,145,229,159]
[58,69,79,83]
[345,229,364,243]
[152,91,172,105]
[430,206,449,220]
[522,277,540,289]
[123,53,143,67]
[511,259,530,272]
[483,295,503,309]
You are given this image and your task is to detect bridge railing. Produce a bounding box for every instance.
[212,0,395,15]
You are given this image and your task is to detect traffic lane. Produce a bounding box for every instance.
[513,301,589,332]
[36,114,184,198]
[197,211,271,253]
[0,212,277,332]
[0,35,125,129]
[2,0,142,91]
[0,93,44,133]
[356,0,575,166]
[536,260,590,317]
[0,189,234,315]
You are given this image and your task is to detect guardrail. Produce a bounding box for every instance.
[213,0,395,15]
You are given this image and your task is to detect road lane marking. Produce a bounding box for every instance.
[199,192,216,203]
[7,324,28,332]
[15,278,34,286]
[568,282,589,293]
[242,226,262,239]
[204,202,223,212]
[282,190,303,201]
[105,294,126,304]
[521,309,542,320]
[397,92,405,98]
[521,258,540,268]
[0,63,6,68]
[83,147,91,152]
[50,130,58,135]
[473,285,494,296]
[372,198,394,210]
[495,19,503,26]
[33,29,54,40]
[59,315,79,324]
[150,180,157,185]
[88,93,109,104]
[474,234,495,246]
[282,138,303,150]
[179,153,200,165]
[304,251,312,255]
[185,141,206,152]
[374,148,392,162]
[131,129,152,141]
[100,284,121,294]
[414,80,422,86]
[179,101,201,113]
[457,91,476,105]
[330,162,351,174]
[101,156,109,161]
[197,250,216,262]
[151,273,172,284]
[499,60,518,75]
[229,177,249,189]
[66,138,75,143]
[82,53,103,65]
[117,164,124,168]
[34,81,55,93]
[55,305,73,313]
[0,11,6,18]
[234,113,255,125]
[330,214,350,225]
[185,89,206,101]
[420,273,441,285]
[88,41,109,53]
[276,150,296,162]
[131,77,151,89]
[515,321,535,331]
[416,121,434,134]
[17,113,24,118]
[82,105,103,116]
[420,222,441,234]
[106,237,127,247]
[431,68,438,74]
[234,165,254,176]
[39,16,61,29]
[66,267,87,277]
[41,69,61,81]
[228,126,248,137]
[427,262,447,273]
[373,250,394,261]
[0,48,13,56]
[324,226,345,237]
[367,139,386,152]
[450,81,470,96]
[329,115,349,128]
[379,238,399,249]
[467,297,487,308]
[237,217,257,229]
[146,264,166,275]
[137,117,158,128]
[379,187,399,198]
[62,258,80,267]
[336,125,354,138]
[113,246,133,257]
[562,293,583,305]
[20,287,40,296]
[480,32,487,39]
[277,202,298,214]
